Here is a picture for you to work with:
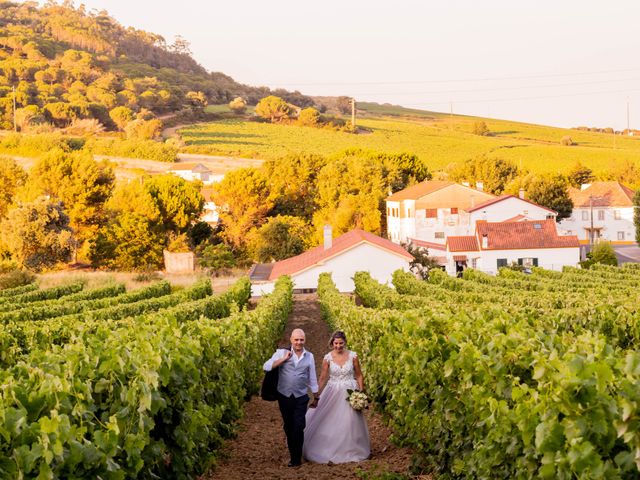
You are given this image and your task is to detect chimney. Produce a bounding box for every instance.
[481,233,488,249]
[323,225,332,250]
[476,182,484,191]
[519,188,525,199]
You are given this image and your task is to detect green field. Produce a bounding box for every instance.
[180,103,640,176]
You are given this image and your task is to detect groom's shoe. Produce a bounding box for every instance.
[287,461,301,468]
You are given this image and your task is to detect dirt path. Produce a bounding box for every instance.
[203,294,415,480]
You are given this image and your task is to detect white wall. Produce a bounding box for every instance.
[558,206,636,243]
[469,197,554,227]
[446,247,580,276]
[251,243,412,295]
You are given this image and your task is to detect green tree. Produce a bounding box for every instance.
[109,106,134,130]
[249,215,312,262]
[263,153,327,220]
[20,150,115,258]
[581,241,618,269]
[297,107,320,127]
[472,121,490,136]
[228,96,247,114]
[91,211,164,271]
[211,167,273,252]
[403,243,442,280]
[567,162,595,188]
[0,157,27,218]
[523,174,573,221]
[313,154,386,239]
[144,174,204,232]
[197,243,235,275]
[0,198,73,271]
[448,155,520,195]
[186,91,207,108]
[124,118,162,140]
[255,95,290,123]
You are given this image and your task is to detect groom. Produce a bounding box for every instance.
[263,328,319,467]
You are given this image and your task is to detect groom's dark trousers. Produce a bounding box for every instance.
[277,392,309,464]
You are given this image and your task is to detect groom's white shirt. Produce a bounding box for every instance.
[264,348,319,397]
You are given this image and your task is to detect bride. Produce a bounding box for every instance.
[303,331,371,463]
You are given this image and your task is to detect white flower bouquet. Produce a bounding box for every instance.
[346,389,369,411]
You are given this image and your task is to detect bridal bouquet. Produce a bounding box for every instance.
[346,389,369,411]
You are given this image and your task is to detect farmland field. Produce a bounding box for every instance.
[180,103,640,176]
[318,264,640,478]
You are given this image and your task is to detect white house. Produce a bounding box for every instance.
[444,219,580,276]
[168,163,221,185]
[557,181,637,244]
[249,228,413,295]
[200,188,219,224]
[386,181,556,245]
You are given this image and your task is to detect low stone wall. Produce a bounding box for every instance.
[163,250,195,273]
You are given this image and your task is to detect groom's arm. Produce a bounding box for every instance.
[308,354,319,395]
[263,349,291,371]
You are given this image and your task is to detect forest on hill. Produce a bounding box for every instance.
[0,1,314,131]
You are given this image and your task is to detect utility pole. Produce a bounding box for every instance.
[12,85,17,132]
[351,97,356,131]
[589,195,594,246]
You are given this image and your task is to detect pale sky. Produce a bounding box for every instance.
[29,1,640,130]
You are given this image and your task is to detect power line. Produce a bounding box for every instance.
[266,67,640,87]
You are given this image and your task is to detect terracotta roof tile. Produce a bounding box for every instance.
[447,236,479,252]
[467,195,557,214]
[476,219,579,250]
[266,229,413,280]
[569,181,635,207]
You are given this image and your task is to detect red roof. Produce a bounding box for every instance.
[467,195,556,214]
[476,219,579,250]
[265,229,413,280]
[569,182,635,207]
[447,236,479,252]
[408,239,446,251]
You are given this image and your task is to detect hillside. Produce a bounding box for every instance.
[178,102,640,180]
[0,1,313,130]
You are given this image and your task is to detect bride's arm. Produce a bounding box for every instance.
[353,355,365,391]
[317,359,330,395]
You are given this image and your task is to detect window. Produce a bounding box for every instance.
[471,258,477,269]
[426,208,437,218]
[407,208,411,217]
[614,210,622,220]
[523,210,528,215]
[597,210,605,221]
[566,230,573,235]
[533,223,542,230]
[618,231,625,240]
[497,258,508,268]
[434,232,445,239]
[518,258,539,267]
[582,211,589,221]
[387,207,390,216]
[451,207,458,214]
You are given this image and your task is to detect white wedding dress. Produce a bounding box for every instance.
[303,350,371,463]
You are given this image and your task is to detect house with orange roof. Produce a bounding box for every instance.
[385,181,556,245]
[249,227,413,295]
[557,181,637,244]
[444,219,580,276]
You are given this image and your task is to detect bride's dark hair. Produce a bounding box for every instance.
[329,330,347,348]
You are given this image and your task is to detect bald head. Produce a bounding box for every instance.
[290,329,306,353]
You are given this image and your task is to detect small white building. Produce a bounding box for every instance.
[200,188,219,224]
[444,219,580,276]
[168,163,219,184]
[557,181,637,244]
[249,228,413,295]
